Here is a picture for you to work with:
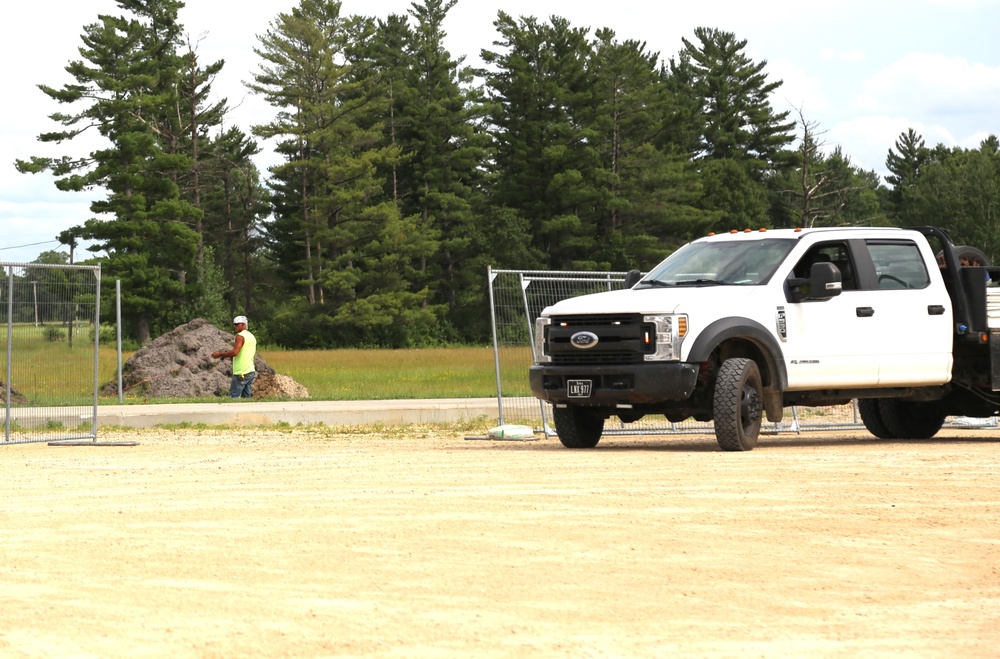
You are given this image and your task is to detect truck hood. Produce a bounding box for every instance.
[541,285,765,316]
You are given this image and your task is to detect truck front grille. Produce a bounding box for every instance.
[547,314,651,366]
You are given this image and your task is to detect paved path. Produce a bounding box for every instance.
[94,398,502,428]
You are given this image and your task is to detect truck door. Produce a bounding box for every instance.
[865,240,953,386]
[781,241,882,389]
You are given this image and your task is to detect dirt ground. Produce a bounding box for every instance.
[2,425,999,658]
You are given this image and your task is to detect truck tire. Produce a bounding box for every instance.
[955,245,990,267]
[712,357,763,451]
[553,406,604,448]
[936,245,990,268]
[858,398,897,439]
[877,399,946,439]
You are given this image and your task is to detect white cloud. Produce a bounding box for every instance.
[923,0,1000,6]
[827,114,975,179]
[0,197,94,263]
[768,58,832,115]
[824,116,904,175]
[857,53,1000,120]
[962,131,998,149]
[837,52,1000,177]
[821,47,865,62]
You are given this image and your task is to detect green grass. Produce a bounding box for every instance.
[1,323,117,406]
[263,347,508,400]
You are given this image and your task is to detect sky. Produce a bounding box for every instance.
[2,0,999,265]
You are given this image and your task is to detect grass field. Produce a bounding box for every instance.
[3,323,525,404]
[1,324,113,406]
[262,347,508,400]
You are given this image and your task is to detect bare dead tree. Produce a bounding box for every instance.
[784,105,868,228]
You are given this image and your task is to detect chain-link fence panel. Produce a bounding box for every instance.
[2,263,101,445]
[488,268,634,431]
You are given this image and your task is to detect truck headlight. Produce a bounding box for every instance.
[643,314,687,361]
[534,317,552,363]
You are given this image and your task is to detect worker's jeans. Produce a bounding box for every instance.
[230,371,256,399]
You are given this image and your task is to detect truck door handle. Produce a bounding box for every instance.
[928,305,946,315]
[856,307,875,317]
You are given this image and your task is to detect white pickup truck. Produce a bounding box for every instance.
[529,226,999,450]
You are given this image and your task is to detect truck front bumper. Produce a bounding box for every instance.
[529,362,700,406]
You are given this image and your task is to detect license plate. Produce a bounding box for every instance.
[567,379,593,398]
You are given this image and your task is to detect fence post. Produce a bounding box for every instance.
[116,279,123,404]
[487,266,505,426]
[90,265,102,441]
[5,266,12,440]
[519,273,551,436]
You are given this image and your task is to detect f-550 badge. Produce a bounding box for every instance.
[570,331,600,349]
[776,306,787,341]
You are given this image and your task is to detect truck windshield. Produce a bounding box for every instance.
[638,238,796,287]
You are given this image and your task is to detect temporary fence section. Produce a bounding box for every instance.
[488,268,632,432]
[2,262,101,445]
[487,267,932,438]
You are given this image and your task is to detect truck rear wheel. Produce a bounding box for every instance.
[858,398,897,439]
[877,399,946,439]
[553,406,604,448]
[713,357,763,451]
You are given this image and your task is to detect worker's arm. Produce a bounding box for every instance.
[212,333,245,359]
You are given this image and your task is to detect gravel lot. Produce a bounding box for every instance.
[2,425,999,657]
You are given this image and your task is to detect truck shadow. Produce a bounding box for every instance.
[759,435,1000,449]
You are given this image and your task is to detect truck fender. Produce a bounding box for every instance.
[686,317,788,401]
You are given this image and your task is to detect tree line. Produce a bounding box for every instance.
[15,0,1000,347]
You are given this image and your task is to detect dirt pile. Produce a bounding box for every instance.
[105,318,309,400]
[0,380,28,405]
[252,373,310,399]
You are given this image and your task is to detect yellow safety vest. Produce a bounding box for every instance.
[233,330,257,376]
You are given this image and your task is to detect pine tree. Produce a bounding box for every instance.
[250,0,385,308]
[174,39,227,281]
[669,27,795,175]
[250,0,443,347]
[381,0,489,339]
[15,0,200,343]
[884,128,929,210]
[590,29,715,264]
[200,127,268,319]
[900,138,1000,259]
[481,13,604,270]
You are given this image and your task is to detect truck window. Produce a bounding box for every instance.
[791,242,856,291]
[868,241,930,290]
[641,238,795,286]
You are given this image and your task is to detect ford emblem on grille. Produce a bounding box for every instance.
[570,331,600,349]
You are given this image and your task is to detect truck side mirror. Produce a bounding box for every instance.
[790,262,843,302]
[623,269,642,289]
